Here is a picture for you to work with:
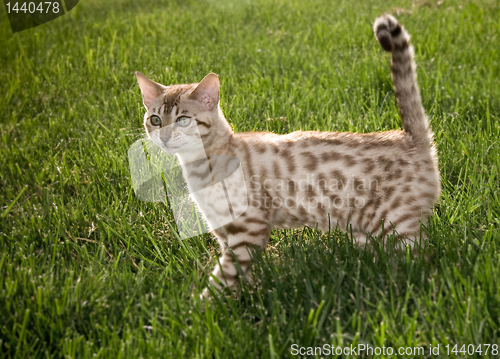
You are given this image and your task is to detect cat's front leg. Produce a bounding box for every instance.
[200,246,252,299]
[201,220,271,299]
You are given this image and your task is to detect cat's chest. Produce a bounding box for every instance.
[181,154,248,229]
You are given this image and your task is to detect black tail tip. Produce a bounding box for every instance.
[376,29,394,52]
[374,15,405,52]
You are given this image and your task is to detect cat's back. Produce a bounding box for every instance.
[230,129,434,164]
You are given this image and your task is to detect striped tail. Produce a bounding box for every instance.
[374,15,432,145]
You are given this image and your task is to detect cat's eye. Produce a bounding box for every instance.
[150,115,161,126]
[176,116,192,127]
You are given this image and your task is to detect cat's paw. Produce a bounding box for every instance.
[200,287,210,300]
[373,14,409,52]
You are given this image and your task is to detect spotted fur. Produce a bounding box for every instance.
[136,15,440,298]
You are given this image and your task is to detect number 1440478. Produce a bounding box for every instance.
[5,2,60,14]
[445,344,498,356]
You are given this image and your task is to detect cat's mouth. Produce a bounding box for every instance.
[160,141,185,153]
[148,132,184,153]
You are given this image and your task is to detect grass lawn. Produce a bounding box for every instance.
[1,0,499,357]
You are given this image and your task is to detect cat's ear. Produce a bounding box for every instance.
[136,72,165,109]
[189,73,220,111]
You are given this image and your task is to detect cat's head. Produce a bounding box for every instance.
[136,72,232,156]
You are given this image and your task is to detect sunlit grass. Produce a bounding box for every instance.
[1,0,499,357]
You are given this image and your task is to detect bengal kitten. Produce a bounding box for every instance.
[135,15,440,298]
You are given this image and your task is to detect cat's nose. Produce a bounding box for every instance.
[159,126,172,142]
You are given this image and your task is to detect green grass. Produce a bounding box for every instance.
[1,0,500,357]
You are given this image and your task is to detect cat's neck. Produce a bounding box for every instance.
[175,143,208,165]
[199,109,234,156]
[176,111,234,164]
[204,132,234,155]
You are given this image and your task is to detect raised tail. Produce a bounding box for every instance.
[374,15,432,145]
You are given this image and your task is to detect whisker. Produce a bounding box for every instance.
[121,133,145,138]
[121,129,144,135]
